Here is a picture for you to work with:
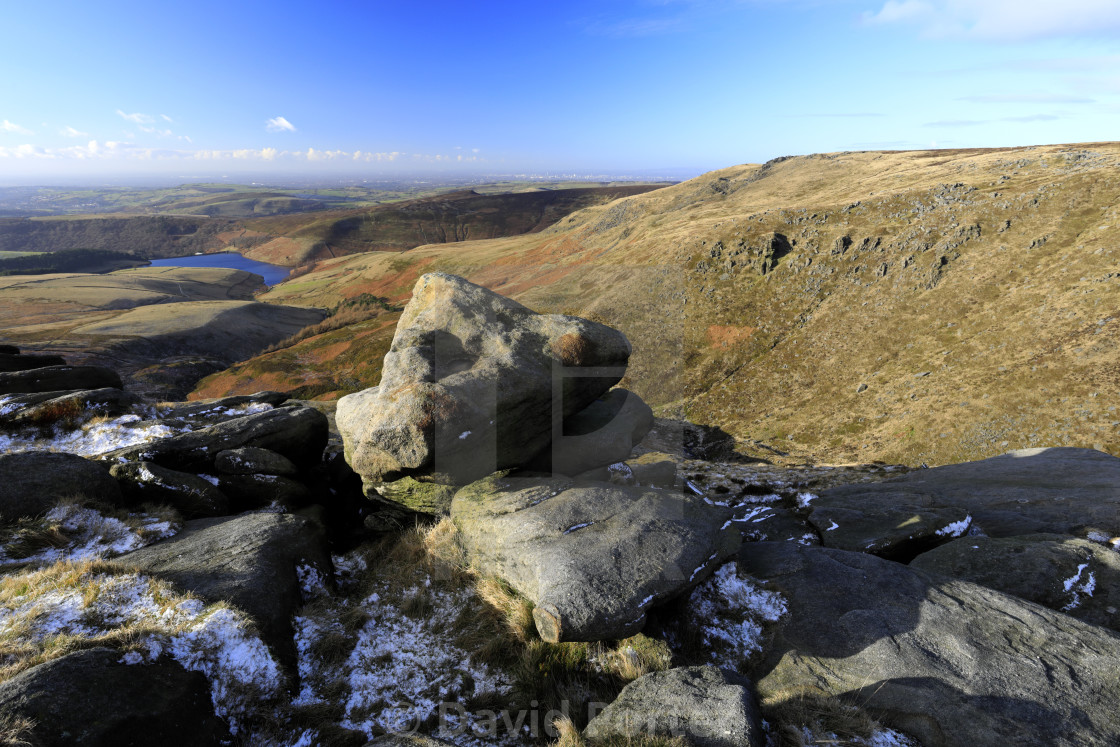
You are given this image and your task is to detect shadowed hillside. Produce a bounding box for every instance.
[199,143,1120,467]
[237,184,667,265]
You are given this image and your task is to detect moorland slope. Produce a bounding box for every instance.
[204,143,1120,466]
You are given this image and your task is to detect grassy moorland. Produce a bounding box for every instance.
[199,143,1120,467]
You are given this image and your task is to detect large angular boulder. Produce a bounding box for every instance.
[105,403,328,472]
[911,533,1120,633]
[120,512,330,668]
[584,666,764,747]
[337,273,631,486]
[451,474,740,642]
[0,365,122,395]
[812,447,1120,537]
[739,542,1120,746]
[0,648,229,746]
[0,452,123,521]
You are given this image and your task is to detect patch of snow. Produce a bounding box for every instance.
[296,563,328,601]
[741,492,783,505]
[825,520,840,531]
[686,562,786,667]
[562,522,593,535]
[335,576,511,742]
[458,430,472,440]
[936,515,972,538]
[862,727,920,746]
[684,480,704,496]
[1062,563,1096,611]
[197,473,220,486]
[795,492,817,509]
[0,505,179,566]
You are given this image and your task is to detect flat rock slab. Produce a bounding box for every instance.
[584,666,763,747]
[808,491,972,560]
[0,648,229,746]
[0,452,122,520]
[215,446,298,476]
[0,365,122,396]
[911,533,1120,633]
[106,404,328,472]
[338,273,631,486]
[739,542,1120,746]
[451,474,741,642]
[812,447,1120,537]
[120,512,330,669]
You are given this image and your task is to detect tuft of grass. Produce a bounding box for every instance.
[762,690,879,746]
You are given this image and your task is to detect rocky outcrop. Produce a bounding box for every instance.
[120,512,331,668]
[337,273,631,486]
[811,447,1120,538]
[0,387,139,427]
[584,666,763,747]
[451,474,740,642]
[0,365,123,395]
[0,648,229,746]
[105,403,328,471]
[110,461,229,518]
[739,542,1120,746]
[911,534,1120,632]
[0,452,123,520]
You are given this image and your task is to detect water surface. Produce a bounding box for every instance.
[148,252,291,286]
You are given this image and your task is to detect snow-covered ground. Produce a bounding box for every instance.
[0,504,178,567]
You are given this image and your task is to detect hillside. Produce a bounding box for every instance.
[237,184,666,265]
[198,142,1120,467]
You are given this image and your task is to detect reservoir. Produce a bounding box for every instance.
[147,252,291,287]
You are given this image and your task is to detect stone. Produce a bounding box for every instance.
[160,391,289,423]
[584,666,764,747]
[214,446,299,476]
[1,387,139,427]
[110,461,229,518]
[0,648,228,746]
[337,273,631,486]
[120,512,330,668]
[813,447,1120,537]
[217,473,312,512]
[807,490,972,561]
[739,542,1120,746]
[0,353,66,372]
[0,452,123,520]
[911,533,1120,633]
[371,476,458,516]
[0,344,18,355]
[0,365,123,396]
[451,474,740,642]
[105,403,328,472]
[525,388,654,476]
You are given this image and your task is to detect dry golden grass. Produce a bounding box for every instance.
[256,143,1120,466]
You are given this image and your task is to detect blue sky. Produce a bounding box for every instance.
[2,0,1119,182]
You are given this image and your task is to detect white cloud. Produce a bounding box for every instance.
[116,109,154,124]
[1,119,33,135]
[60,126,89,138]
[160,114,174,123]
[266,116,296,132]
[862,0,1120,40]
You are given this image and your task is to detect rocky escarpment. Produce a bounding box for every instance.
[2,277,1120,746]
